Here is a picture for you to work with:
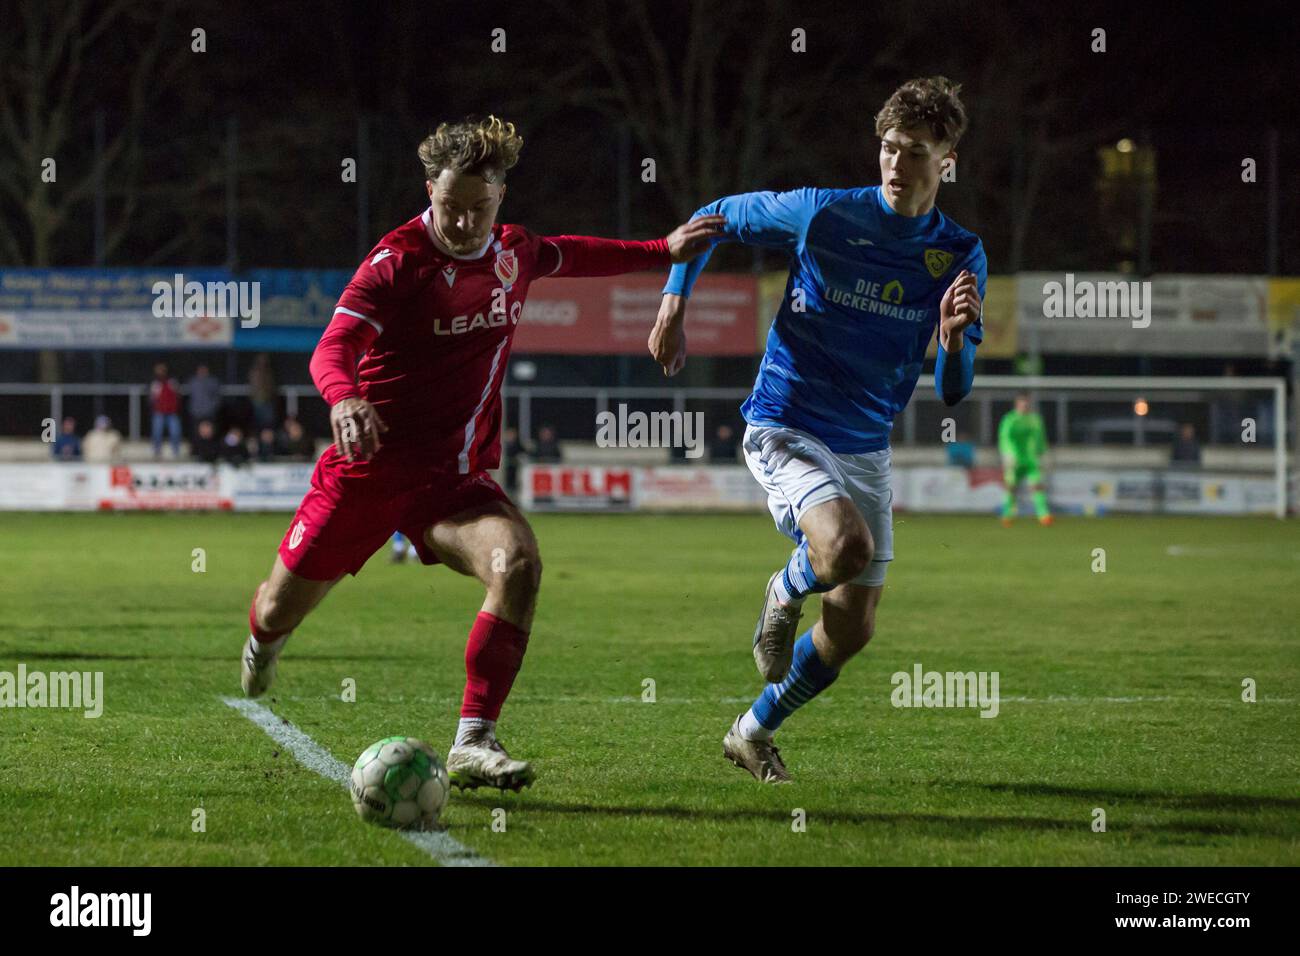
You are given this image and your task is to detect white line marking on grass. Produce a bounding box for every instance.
[271,693,1296,707]
[1000,695,1296,704]
[596,694,1296,706]
[221,696,493,868]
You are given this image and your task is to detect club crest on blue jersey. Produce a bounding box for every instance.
[924,248,955,278]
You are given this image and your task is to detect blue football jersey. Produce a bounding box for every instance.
[665,186,986,453]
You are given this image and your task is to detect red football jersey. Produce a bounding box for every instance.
[315,207,669,474]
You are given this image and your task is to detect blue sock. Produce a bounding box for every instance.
[749,631,840,733]
[775,538,834,604]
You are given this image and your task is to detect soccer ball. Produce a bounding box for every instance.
[349,736,449,830]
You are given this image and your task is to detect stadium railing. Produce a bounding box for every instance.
[0,375,1290,514]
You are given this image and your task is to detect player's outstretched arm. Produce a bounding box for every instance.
[662,189,821,300]
[651,189,823,377]
[934,269,981,405]
[538,215,724,279]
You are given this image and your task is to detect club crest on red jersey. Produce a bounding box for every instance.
[493,248,518,289]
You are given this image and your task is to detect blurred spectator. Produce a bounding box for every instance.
[257,427,278,462]
[946,430,976,468]
[1212,361,1245,443]
[278,416,316,461]
[83,415,122,463]
[221,425,251,466]
[534,424,562,463]
[249,353,277,431]
[150,362,182,458]
[191,419,220,464]
[1170,422,1202,468]
[501,426,531,492]
[254,431,283,465]
[708,423,738,463]
[187,364,221,435]
[51,416,82,461]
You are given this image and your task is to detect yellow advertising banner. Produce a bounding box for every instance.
[1267,278,1300,331]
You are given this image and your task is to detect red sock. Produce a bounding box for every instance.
[461,611,530,721]
[249,583,292,643]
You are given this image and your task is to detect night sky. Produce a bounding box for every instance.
[2,0,1297,273]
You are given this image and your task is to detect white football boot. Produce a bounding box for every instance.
[753,570,803,683]
[240,635,285,698]
[446,732,535,792]
[723,716,792,784]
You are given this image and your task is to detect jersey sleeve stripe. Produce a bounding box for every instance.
[334,306,383,334]
[543,238,564,276]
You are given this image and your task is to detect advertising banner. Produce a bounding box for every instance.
[521,465,635,510]
[0,269,234,349]
[514,274,757,355]
[96,464,232,510]
[0,463,1280,515]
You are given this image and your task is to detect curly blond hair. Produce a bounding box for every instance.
[417,115,523,184]
[874,77,968,147]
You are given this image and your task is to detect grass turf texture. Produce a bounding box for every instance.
[0,511,1296,866]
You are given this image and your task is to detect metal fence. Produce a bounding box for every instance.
[0,375,1290,459]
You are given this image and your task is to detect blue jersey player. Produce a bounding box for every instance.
[650,77,986,783]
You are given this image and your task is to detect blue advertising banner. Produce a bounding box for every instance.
[0,269,234,349]
[0,268,351,351]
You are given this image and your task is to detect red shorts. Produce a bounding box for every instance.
[278,449,510,581]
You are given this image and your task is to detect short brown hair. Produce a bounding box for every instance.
[418,115,523,184]
[874,77,968,147]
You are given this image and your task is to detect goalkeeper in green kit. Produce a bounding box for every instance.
[998,392,1053,526]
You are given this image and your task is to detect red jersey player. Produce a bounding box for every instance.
[239,116,723,792]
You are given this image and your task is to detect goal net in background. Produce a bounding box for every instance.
[898,375,1290,518]
[502,374,1292,517]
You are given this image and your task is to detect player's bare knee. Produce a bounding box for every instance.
[825,530,873,583]
[494,547,542,597]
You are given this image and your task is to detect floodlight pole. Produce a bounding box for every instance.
[225,116,239,273]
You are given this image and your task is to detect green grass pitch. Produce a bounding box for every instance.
[0,510,1296,866]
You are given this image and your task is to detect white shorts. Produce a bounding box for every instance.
[742,423,894,587]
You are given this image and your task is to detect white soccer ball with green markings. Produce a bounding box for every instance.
[350,736,449,830]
